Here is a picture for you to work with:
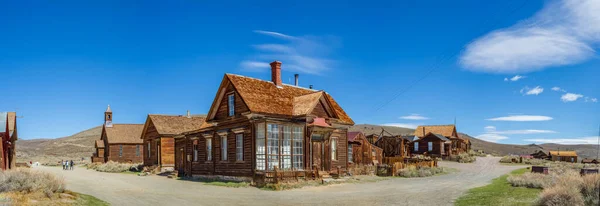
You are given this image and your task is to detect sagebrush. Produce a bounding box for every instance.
[0,168,65,197]
[397,166,449,178]
[449,153,476,163]
[85,161,142,173]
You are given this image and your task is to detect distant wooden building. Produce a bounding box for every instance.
[530,150,549,159]
[348,132,383,165]
[91,140,105,163]
[141,113,206,172]
[175,61,354,179]
[549,151,577,163]
[410,132,449,157]
[414,125,468,156]
[0,112,18,170]
[373,135,410,158]
[581,158,599,164]
[93,105,144,163]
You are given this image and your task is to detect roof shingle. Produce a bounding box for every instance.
[549,151,577,157]
[148,115,207,136]
[104,124,144,144]
[414,125,457,138]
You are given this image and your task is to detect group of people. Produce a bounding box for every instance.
[62,160,74,170]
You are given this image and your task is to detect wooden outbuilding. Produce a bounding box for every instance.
[410,132,449,157]
[93,105,144,163]
[347,132,383,165]
[0,112,18,170]
[548,151,578,163]
[141,113,206,172]
[581,158,599,164]
[531,150,549,159]
[414,125,468,156]
[174,61,354,180]
[373,135,411,158]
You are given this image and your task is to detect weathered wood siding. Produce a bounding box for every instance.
[214,84,249,121]
[161,137,175,167]
[106,144,143,163]
[350,135,384,165]
[142,120,161,166]
[311,101,330,117]
[329,129,348,171]
[410,135,444,156]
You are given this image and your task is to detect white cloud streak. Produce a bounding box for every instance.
[399,114,429,120]
[561,93,584,102]
[505,75,526,82]
[475,134,509,143]
[478,126,557,143]
[487,115,553,121]
[520,86,544,95]
[382,123,421,129]
[241,30,339,75]
[459,0,600,73]
[524,136,600,145]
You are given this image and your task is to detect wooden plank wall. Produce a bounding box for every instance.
[107,144,143,163]
[160,137,175,167]
[142,122,160,166]
[214,84,250,121]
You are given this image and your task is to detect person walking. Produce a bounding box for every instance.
[70,160,74,170]
[62,160,65,170]
[65,160,70,171]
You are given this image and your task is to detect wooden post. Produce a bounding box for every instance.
[274,166,279,184]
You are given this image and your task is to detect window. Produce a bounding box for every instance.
[267,124,279,170]
[256,123,266,170]
[292,127,303,170]
[236,134,243,161]
[228,94,235,116]
[331,138,338,161]
[414,142,419,152]
[348,146,353,163]
[193,142,199,162]
[119,145,123,157]
[147,142,151,157]
[428,142,433,151]
[136,145,140,157]
[221,135,228,161]
[206,138,212,161]
[281,126,292,170]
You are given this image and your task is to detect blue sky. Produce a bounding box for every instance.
[1,0,598,144]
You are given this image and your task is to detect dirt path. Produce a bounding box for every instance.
[36,157,524,206]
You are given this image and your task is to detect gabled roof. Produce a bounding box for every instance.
[95,140,105,148]
[146,115,207,136]
[414,125,457,138]
[208,74,354,125]
[423,132,450,142]
[549,151,578,157]
[348,132,362,142]
[104,124,144,144]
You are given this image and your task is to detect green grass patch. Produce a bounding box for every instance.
[455,168,541,206]
[74,192,110,206]
[178,177,251,188]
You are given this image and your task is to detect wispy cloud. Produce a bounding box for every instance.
[477,126,557,143]
[520,86,544,95]
[487,115,553,121]
[399,114,429,120]
[240,30,339,75]
[551,87,566,92]
[459,0,600,73]
[524,136,600,145]
[475,134,509,143]
[561,93,584,102]
[504,75,526,82]
[382,123,421,129]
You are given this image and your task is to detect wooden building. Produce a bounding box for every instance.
[410,132,449,157]
[91,140,105,163]
[531,150,549,159]
[414,125,468,156]
[581,158,599,164]
[174,61,355,179]
[348,132,383,165]
[141,113,206,172]
[93,105,144,163]
[549,151,578,163]
[0,112,18,170]
[373,135,411,158]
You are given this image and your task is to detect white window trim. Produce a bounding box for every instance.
[428,142,433,151]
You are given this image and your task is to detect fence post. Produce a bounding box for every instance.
[274,166,279,184]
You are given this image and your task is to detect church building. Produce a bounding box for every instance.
[92,105,144,163]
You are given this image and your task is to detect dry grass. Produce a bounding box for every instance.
[85,161,142,173]
[449,153,476,163]
[397,166,451,178]
[507,172,551,189]
[581,174,600,206]
[537,185,585,206]
[0,168,65,197]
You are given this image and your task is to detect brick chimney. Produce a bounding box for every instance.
[270,61,282,87]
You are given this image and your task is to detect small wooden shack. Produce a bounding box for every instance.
[0,112,17,170]
[373,135,410,158]
[410,132,449,157]
[581,158,599,164]
[531,150,549,159]
[348,132,383,165]
[91,140,105,163]
[548,151,578,163]
[414,125,468,156]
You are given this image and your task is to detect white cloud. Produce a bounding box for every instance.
[508,75,526,81]
[484,126,496,132]
[475,134,509,143]
[382,123,421,129]
[524,136,600,145]
[399,114,429,120]
[520,86,544,95]
[487,115,553,121]
[504,78,509,81]
[592,98,598,102]
[551,87,565,92]
[561,93,584,102]
[241,30,339,75]
[459,0,600,73]
[493,129,557,135]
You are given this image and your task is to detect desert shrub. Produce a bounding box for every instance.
[0,168,65,196]
[468,150,487,157]
[536,185,584,206]
[88,161,141,173]
[500,156,517,163]
[507,173,551,189]
[347,164,376,176]
[522,158,547,165]
[450,153,476,163]
[581,174,600,206]
[397,166,449,178]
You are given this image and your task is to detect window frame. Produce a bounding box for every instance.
[147,142,151,157]
[221,134,228,161]
[414,142,419,152]
[193,141,199,162]
[206,138,212,161]
[235,133,243,161]
[119,145,123,157]
[227,93,235,117]
[348,145,353,163]
[136,145,140,157]
[428,141,433,151]
[331,137,338,161]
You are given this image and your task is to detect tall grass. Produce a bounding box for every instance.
[0,168,65,197]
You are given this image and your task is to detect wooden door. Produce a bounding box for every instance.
[312,142,324,171]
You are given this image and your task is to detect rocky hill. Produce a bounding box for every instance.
[16,126,102,164]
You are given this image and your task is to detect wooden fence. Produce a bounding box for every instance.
[378,157,438,176]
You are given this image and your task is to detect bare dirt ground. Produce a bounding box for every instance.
[36,157,524,206]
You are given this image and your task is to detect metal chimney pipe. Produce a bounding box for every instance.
[294,74,299,86]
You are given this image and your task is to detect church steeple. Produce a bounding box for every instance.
[104,105,113,127]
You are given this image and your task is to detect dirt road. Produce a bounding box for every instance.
[36,157,524,206]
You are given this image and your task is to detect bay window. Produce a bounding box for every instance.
[255,122,304,171]
[267,124,279,170]
[255,123,266,170]
[292,127,303,170]
[281,126,292,170]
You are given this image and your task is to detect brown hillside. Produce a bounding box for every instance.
[16,126,102,164]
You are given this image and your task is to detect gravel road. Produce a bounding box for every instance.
[36,157,524,206]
